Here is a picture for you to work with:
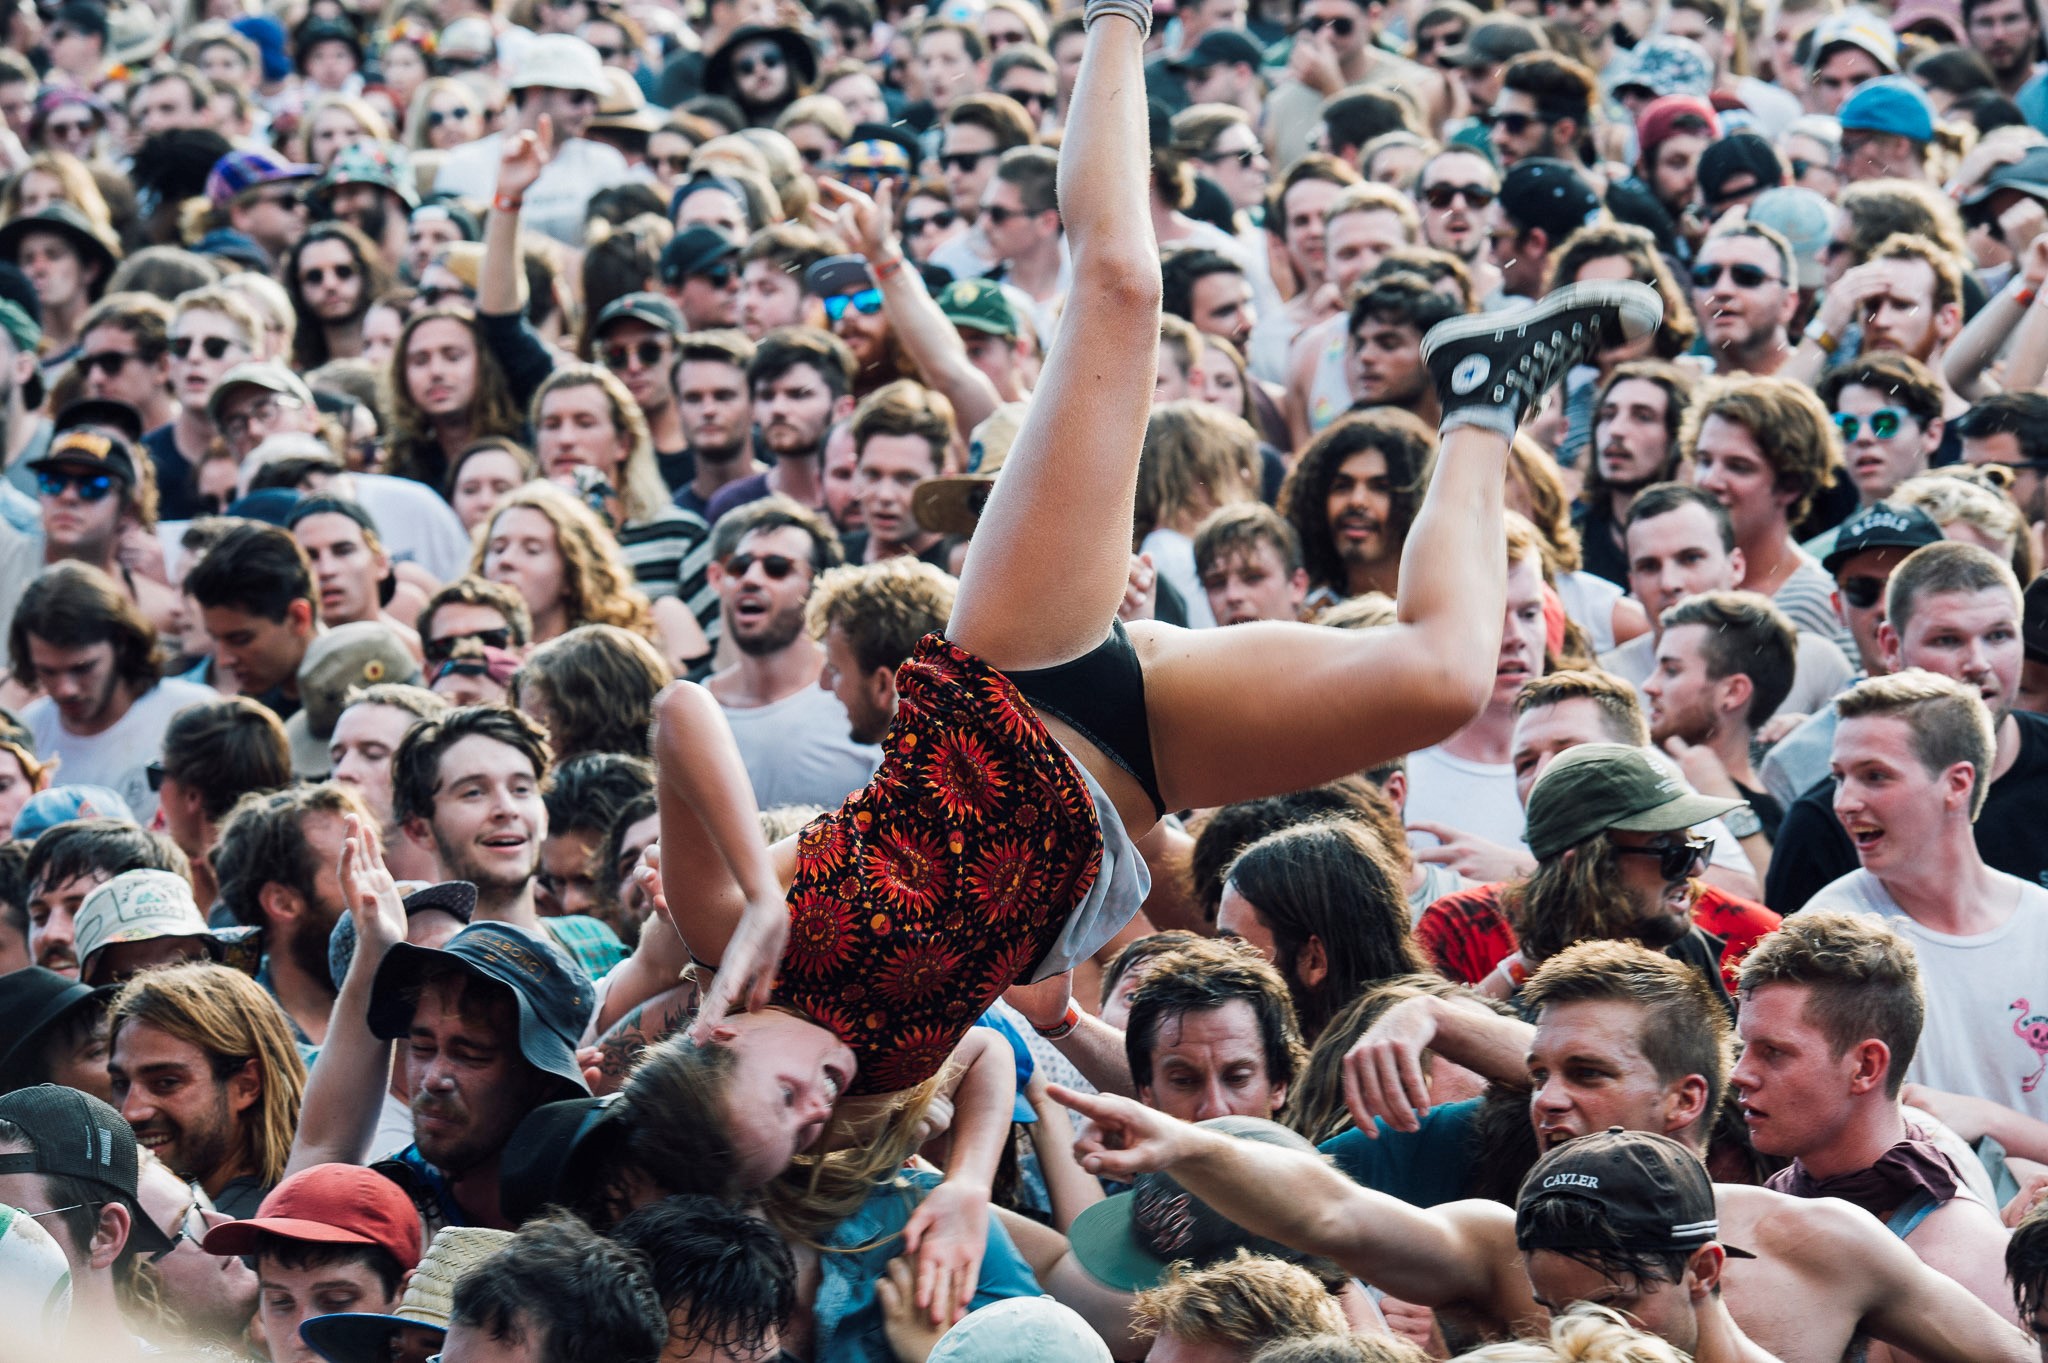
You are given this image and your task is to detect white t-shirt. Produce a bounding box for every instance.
[23,678,217,822]
[1141,527,1215,629]
[721,683,882,811]
[346,472,476,583]
[1807,867,2048,1121]
[433,134,630,245]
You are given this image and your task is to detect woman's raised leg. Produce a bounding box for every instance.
[944,8,1160,673]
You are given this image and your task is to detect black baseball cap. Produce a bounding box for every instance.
[27,420,140,486]
[1965,145,2048,207]
[0,968,110,1096]
[1067,1116,1342,1291]
[0,1084,175,1254]
[593,291,684,337]
[1167,29,1265,71]
[367,922,592,1093]
[53,398,143,445]
[1516,1127,1753,1259]
[1444,16,1544,67]
[497,1095,620,1226]
[1697,133,1785,210]
[327,882,477,991]
[657,225,739,287]
[805,253,875,299]
[1499,158,1604,242]
[1820,501,1944,576]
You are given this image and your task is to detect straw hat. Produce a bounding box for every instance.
[299,1225,514,1363]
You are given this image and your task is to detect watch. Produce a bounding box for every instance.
[1721,803,1764,840]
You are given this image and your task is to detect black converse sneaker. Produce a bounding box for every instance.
[1423,282,1664,430]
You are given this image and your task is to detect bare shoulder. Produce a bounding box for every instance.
[1716,1183,1890,1263]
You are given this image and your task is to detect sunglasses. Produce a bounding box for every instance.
[1297,14,1356,35]
[300,263,357,288]
[1833,408,1910,442]
[437,54,487,72]
[46,119,92,139]
[1201,146,1264,168]
[689,262,736,288]
[427,105,474,127]
[904,209,958,234]
[424,627,514,664]
[1839,575,1888,611]
[1613,835,1714,881]
[36,469,115,501]
[1422,182,1495,210]
[248,189,303,211]
[590,44,626,61]
[734,50,783,77]
[78,350,141,377]
[822,287,884,322]
[725,551,805,579]
[172,334,239,360]
[649,153,692,175]
[1414,27,1465,52]
[1484,110,1544,135]
[146,759,168,791]
[1691,261,1780,289]
[603,338,671,370]
[940,150,991,173]
[980,204,1038,225]
[797,145,829,165]
[999,86,1051,109]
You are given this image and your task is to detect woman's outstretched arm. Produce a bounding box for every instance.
[945,6,1162,674]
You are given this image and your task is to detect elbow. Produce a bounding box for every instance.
[1079,250,1163,313]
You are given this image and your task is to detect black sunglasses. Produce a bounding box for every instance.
[1202,146,1263,168]
[904,209,957,234]
[603,338,672,370]
[1840,576,1887,611]
[1297,14,1356,35]
[1485,110,1546,135]
[427,105,474,127]
[1422,182,1495,210]
[424,627,514,664]
[999,86,1051,108]
[78,350,141,377]
[734,50,783,77]
[981,205,1039,225]
[300,264,357,287]
[1613,836,1714,881]
[940,150,991,173]
[690,262,736,288]
[1691,261,1780,290]
[725,551,804,579]
[419,284,472,307]
[171,334,238,360]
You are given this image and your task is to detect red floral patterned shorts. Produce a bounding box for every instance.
[770,634,1105,1095]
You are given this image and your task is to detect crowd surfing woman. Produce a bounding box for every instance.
[619,0,1659,1328]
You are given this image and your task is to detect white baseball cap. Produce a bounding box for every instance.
[928,1298,1113,1362]
[75,869,214,984]
[510,34,609,96]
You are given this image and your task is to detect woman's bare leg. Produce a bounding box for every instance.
[945,11,1158,673]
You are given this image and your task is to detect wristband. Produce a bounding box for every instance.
[875,252,907,279]
[2016,282,2039,308]
[1034,1002,1082,1040]
[1802,320,1836,353]
[1084,0,1153,37]
[493,193,523,214]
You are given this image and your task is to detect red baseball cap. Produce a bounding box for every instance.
[201,1164,423,1270]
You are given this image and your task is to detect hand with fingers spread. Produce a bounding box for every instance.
[339,813,406,959]
[496,111,554,203]
[814,175,900,267]
[1050,1084,1194,1181]
[1342,994,1442,1137]
[877,1254,949,1363]
[900,1179,989,1331]
[685,892,790,1041]
[1407,821,1534,882]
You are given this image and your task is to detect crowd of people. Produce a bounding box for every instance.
[0,0,2044,1355]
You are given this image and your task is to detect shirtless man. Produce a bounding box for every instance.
[1058,939,2036,1363]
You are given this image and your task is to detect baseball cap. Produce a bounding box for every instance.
[1891,0,1964,41]
[437,16,494,61]
[207,361,314,426]
[1697,133,1784,208]
[657,225,740,287]
[0,1086,172,1254]
[1523,743,1743,861]
[1745,186,1832,290]
[1821,500,1945,575]
[1808,7,1900,74]
[279,622,423,778]
[200,1163,423,1267]
[0,969,109,1095]
[1067,1116,1342,1292]
[1166,28,1265,71]
[1636,96,1718,159]
[1964,144,2048,207]
[511,33,610,95]
[1516,1127,1755,1258]
[1609,35,1713,100]
[367,923,594,1092]
[594,291,684,337]
[805,253,875,298]
[1499,158,1605,242]
[315,141,420,211]
[937,279,1020,339]
[205,149,319,209]
[301,1226,511,1363]
[914,403,1027,536]
[497,1096,620,1225]
[837,125,919,175]
[1443,16,1544,67]
[929,1297,1114,1362]
[27,423,139,486]
[1838,77,1934,143]
[74,869,215,985]
[12,786,135,840]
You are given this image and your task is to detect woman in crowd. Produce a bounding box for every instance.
[1,153,113,233]
[150,287,263,518]
[30,89,107,162]
[448,436,535,533]
[473,480,659,650]
[404,77,485,153]
[381,306,524,488]
[375,21,434,120]
[300,93,389,167]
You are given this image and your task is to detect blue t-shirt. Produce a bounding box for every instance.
[1319,1097,1482,1208]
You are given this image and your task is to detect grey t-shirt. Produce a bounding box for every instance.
[720,682,882,810]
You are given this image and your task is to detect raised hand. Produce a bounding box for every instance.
[1049,1085,1190,1180]
[497,112,554,203]
[339,814,405,957]
[1342,994,1439,1137]
[814,175,899,265]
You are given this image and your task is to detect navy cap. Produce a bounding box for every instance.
[1499,158,1605,242]
[1167,28,1265,71]
[657,225,739,286]
[1517,1127,1754,1259]
[0,968,110,1095]
[1822,501,1945,575]
[366,922,592,1093]
[594,291,685,336]
[804,253,874,298]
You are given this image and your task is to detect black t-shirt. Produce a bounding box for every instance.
[838,531,960,572]
[656,446,695,496]
[1765,709,2048,913]
[1573,498,1629,588]
[143,424,197,521]
[1734,780,1787,844]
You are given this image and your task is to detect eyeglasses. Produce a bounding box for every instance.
[146,759,167,791]
[940,150,991,173]
[36,469,115,501]
[725,551,805,579]
[426,105,473,127]
[1840,575,1888,610]
[300,263,357,288]
[822,287,884,322]
[147,1186,207,1263]
[603,338,671,370]
[1833,408,1909,442]
[1421,182,1495,210]
[1484,110,1546,135]
[688,262,736,289]
[221,394,302,441]
[1414,27,1465,52]
[171,334,239,361]
[1201,146,1264,168]
[425,627,514,664]
[734,50,783,77]
[1690,261,1781,290]
[78,350,141,377]
[1613,835,1714,881]
[46,119,94,139]
[1296,14,1356,36]
[904,209,957,235]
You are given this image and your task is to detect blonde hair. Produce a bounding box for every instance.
[215,272,295,360]
[1835,668,1998,819]
[302,93,391,161]
[1138,400,1260,537]
[1455,1305,1689,1363]
[107,963,307,1189]
[530,364,670,526]
[1892,471,2035,584]
[1325,180,1423,243]
[2,153,113,236]
[171,285,263,350]
[1134,1251,1348,1349]
[405,77,477,151]
[470,482,657,640]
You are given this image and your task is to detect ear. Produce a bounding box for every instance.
[1845,1037,1891,1096]
[225,1054,262,1118]
[256,879,304,931]
[1935,302,1961,343]
[288,598,315,634]
[832,393,857,421]
[1296,934,1329,989]
[89,1200,131,1271]
[1727,546,1745,584]
[401,814,439,859]
[1552,117,1580,151]
[1269,1079,1289,1114]
[1717,671,1753,721]
[1877,618,1903,672]
[1525,227,1549,258]
[1380,767,1407,811]
[1942,759,1977,811]
[1287,567,1309,609]
[870,663,900,717]
[1685,1242,1727,1300]
[1665,1071,1711,1137]
[1920,414,1945,458]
